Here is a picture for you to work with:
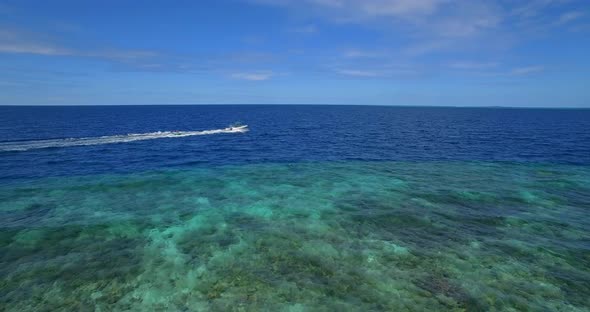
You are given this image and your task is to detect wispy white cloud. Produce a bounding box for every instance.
[555,11,585,25]
[449,61,499,70]
[342,49,383,58]
[432,3,502,38]
[0,29,157,61]
[403,39,451,56]
[252,0,500,38]
[86,49,158,61]
[335,69,381,77]
[253,0,585,58]
[290,24,318,34]
[333,62,421,78]
[0,27,284,79]
[263,0,446,19]
[231,71,274,81]
[510,0,587,33]
[511,0,568,19]
[347,0,444,18]
[0,42,71,55]
[0,30,71,55]
[511,65,545,75]
[251,0,505,59]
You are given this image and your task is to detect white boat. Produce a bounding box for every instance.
[225,124,248,132]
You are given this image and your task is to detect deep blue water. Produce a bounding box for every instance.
[1,105,589,181]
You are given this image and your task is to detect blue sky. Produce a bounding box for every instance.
[0,0,589,106]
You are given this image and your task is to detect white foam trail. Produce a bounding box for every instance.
[0,126,248,152]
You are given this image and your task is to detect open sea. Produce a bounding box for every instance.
[1,105,589,311]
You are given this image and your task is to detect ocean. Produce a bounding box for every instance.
[1,105,589,311]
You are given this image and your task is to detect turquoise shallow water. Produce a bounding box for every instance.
[1,161,589,311]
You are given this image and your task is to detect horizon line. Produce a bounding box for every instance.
[1,104,589,109]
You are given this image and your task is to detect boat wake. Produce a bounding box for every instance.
[0,126,248,152]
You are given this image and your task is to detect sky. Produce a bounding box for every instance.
[0,0,589,107]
